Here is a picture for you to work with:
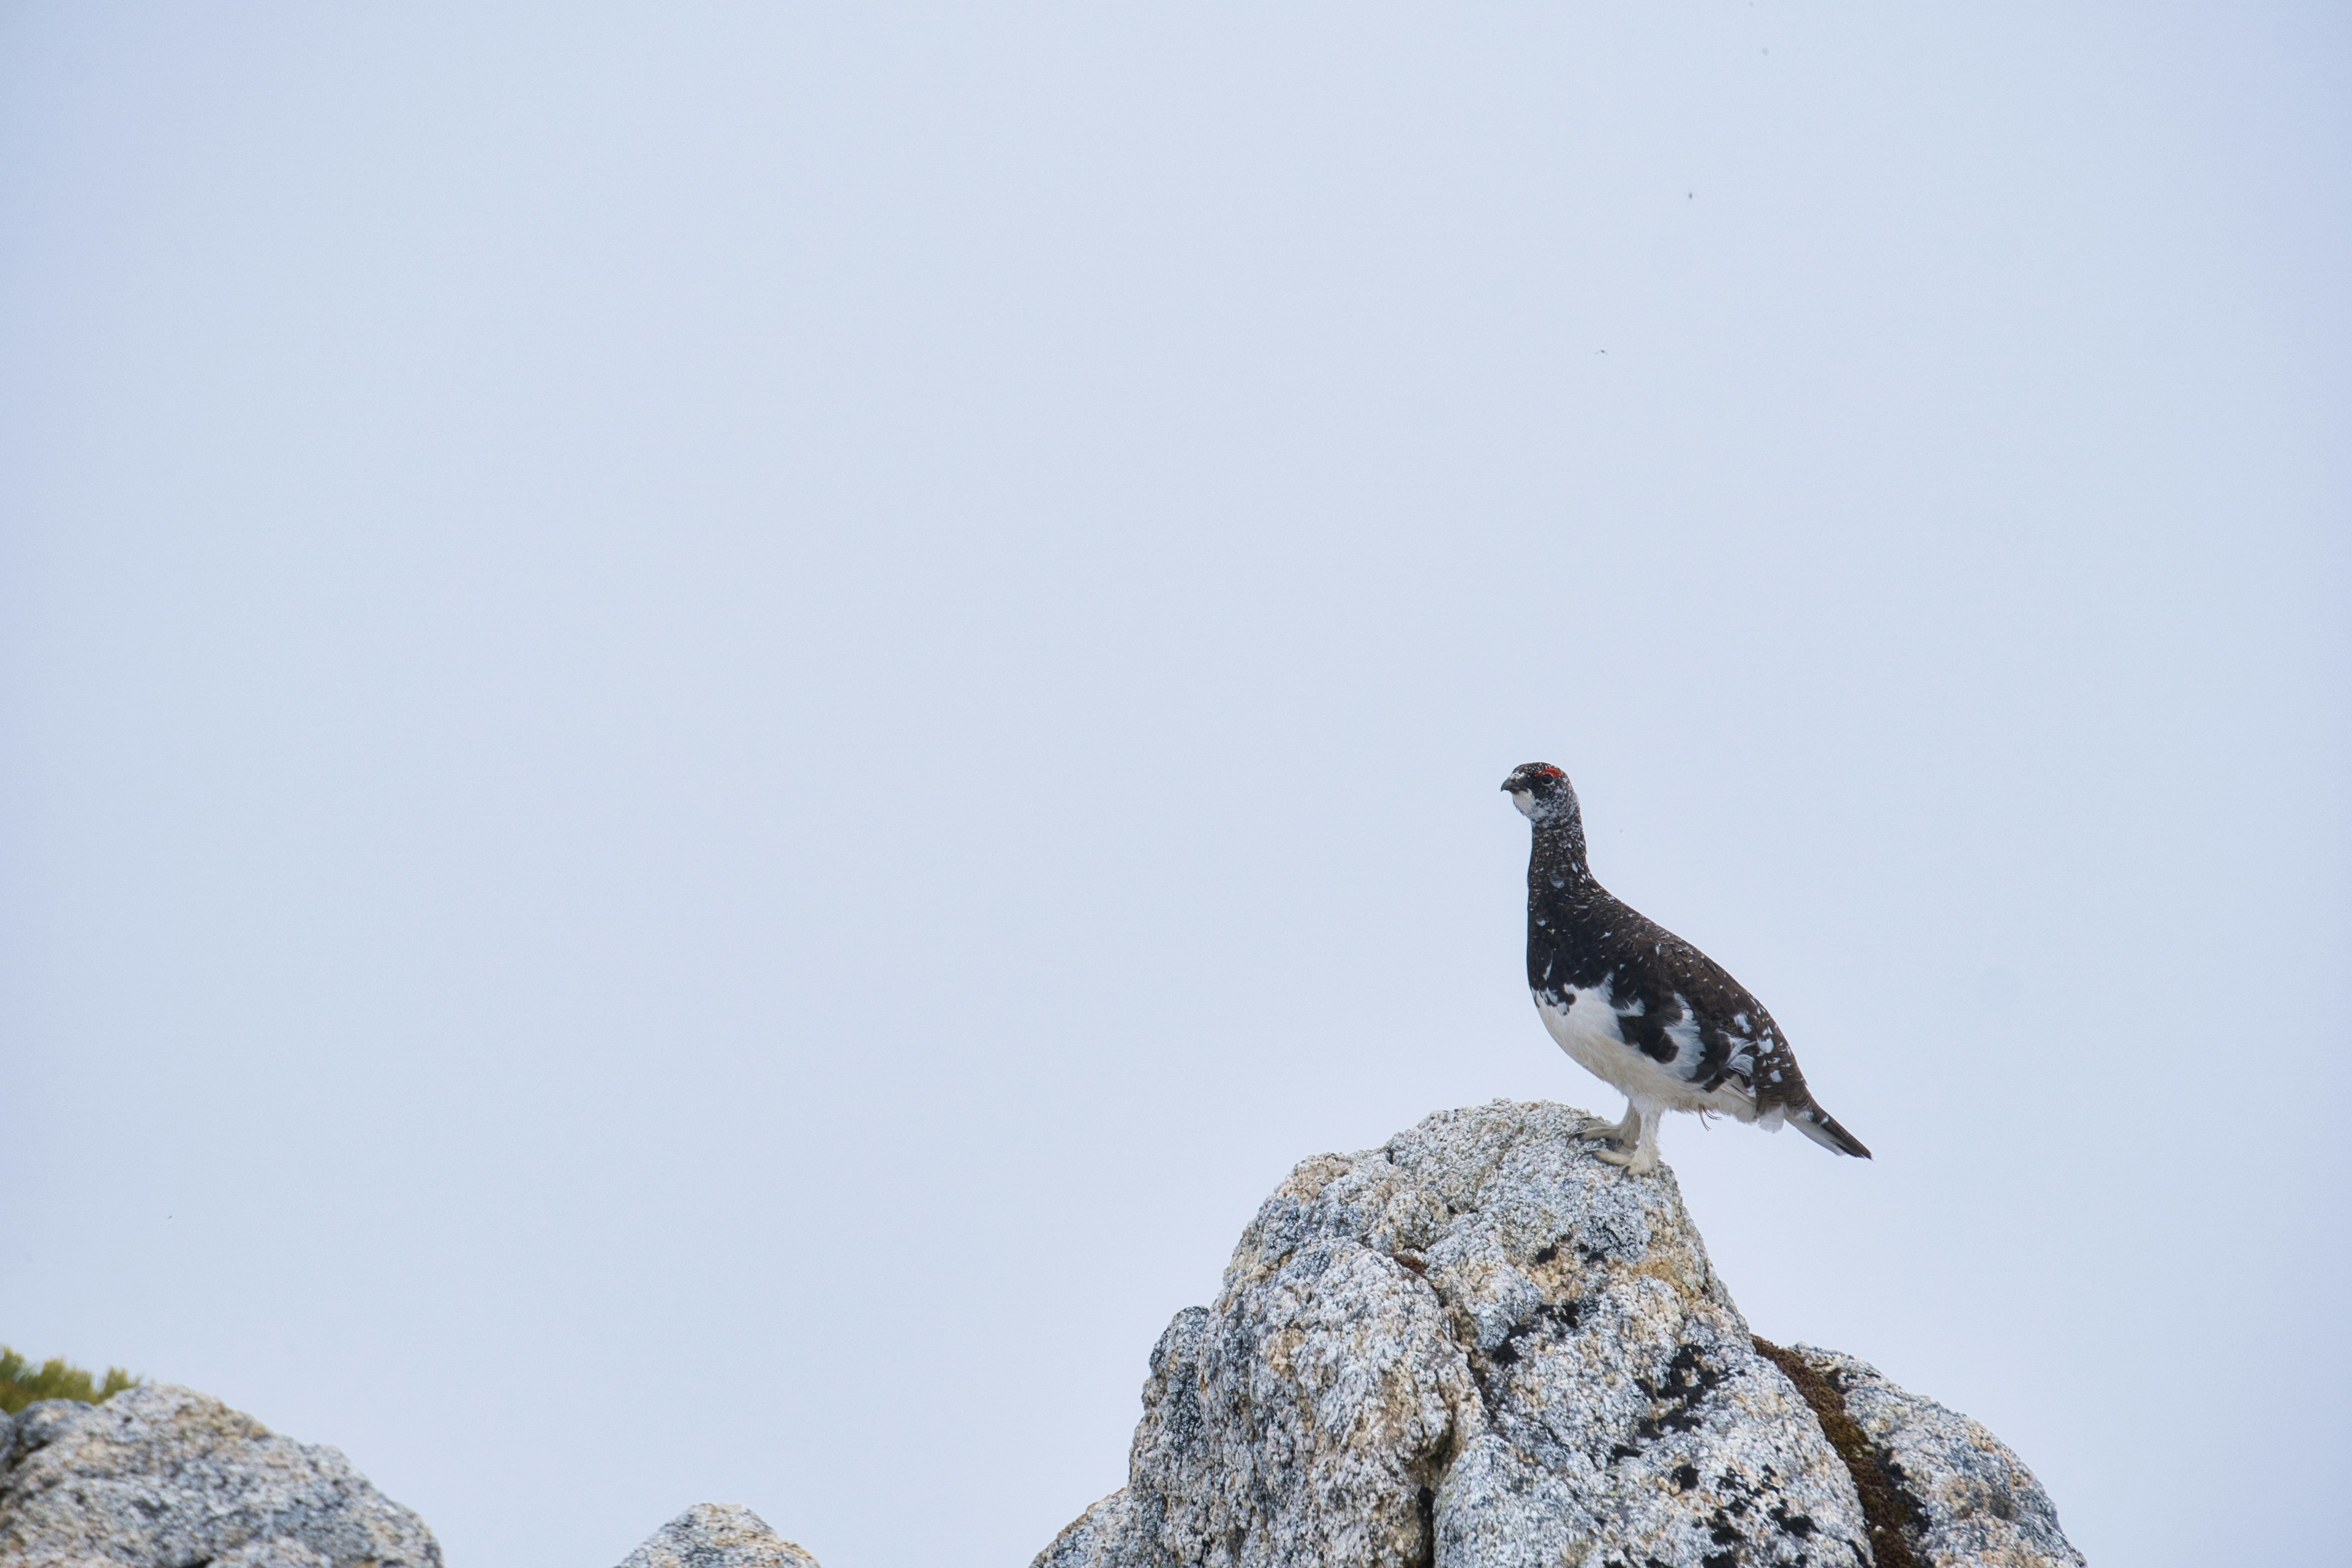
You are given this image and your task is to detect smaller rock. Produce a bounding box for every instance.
[618,1503,821,1568]
[1790,1348,2086,1568]
[0,1383,440,1568]
[1032,1491,1136,1568]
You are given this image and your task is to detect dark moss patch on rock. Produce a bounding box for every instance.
[1752,1335,1925,1568]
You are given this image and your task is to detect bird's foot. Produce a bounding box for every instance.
[1576,1118,1634,1145]
[1590,1145,1659,1175]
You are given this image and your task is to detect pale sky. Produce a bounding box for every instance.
[3,6,2347,1567]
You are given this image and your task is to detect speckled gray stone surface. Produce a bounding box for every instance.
[617,1502,820,1568]
[1035,1101,1869,1568]
[0,1382,440,1568]
[1791,1348,2085,1568]
[1035,1099,2082,1568]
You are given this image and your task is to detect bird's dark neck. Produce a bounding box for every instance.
[1527,818,1596,896]
[1523,810,1612,995]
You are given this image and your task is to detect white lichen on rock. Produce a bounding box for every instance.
[0,1382,440,1568]
[1037,1099,2082,1568]
[616,1502,820,1568]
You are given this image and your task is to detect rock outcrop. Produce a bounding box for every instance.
[617,1503,820,1568]
[0,1099,2076,1568]
[0,1381,831,1568]
[1035,1100,2081,1568]
[0,1382,441,1568]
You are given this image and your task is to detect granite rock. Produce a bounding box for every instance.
[1036,1099,2082,1568]
[1790,1348,2086,1568]
[0,1382,440,1568]
[617,1502,820,1568]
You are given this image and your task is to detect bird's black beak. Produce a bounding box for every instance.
[1500,777,1520,792]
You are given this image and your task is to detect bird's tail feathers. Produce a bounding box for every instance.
[1791,1101,1871,1159]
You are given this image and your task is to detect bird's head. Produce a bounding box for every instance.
[1501,762,1578,824]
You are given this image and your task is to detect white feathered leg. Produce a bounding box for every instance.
[1591,1101,1664,1175]
[1576,1102,1638,1147]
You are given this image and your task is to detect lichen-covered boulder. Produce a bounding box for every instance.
[1036,1099,2082,1568]
[0,1382,440,1568]
[617,1502,820,1568]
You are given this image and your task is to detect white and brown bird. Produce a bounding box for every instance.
[1503,761,1870,1175]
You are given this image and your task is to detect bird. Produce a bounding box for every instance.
[1502,761,1871,1175]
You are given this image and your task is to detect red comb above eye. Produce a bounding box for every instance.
[1538,765,1564,778]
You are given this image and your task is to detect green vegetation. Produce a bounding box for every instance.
[0,1345,140,1415]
